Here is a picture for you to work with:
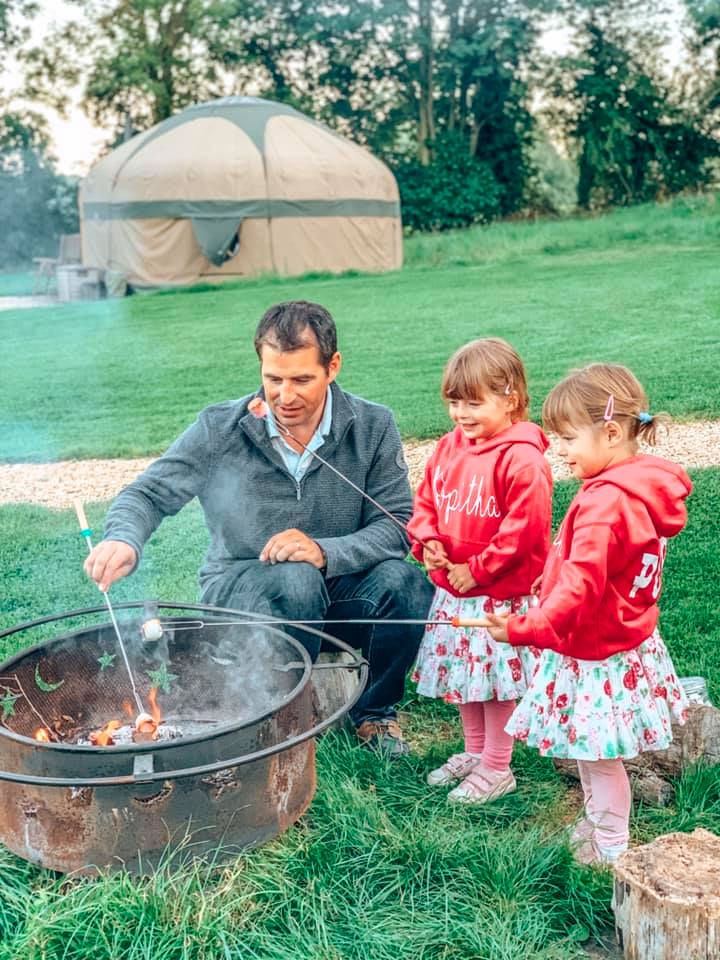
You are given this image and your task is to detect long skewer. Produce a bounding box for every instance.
[74,502,146,716]
[152,616,492,631]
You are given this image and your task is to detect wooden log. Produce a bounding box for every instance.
[613,828,720,959]
[554,703,720,805]
[311,651,359,730]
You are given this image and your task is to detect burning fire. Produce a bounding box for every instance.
[78,689,163,748]
[133,688,162,742]
[34,727,51,742]
[90,719,122,747]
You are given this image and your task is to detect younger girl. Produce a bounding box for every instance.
[408,338,552,804]
[487,363,690,864]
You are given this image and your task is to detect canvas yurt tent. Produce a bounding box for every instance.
[79,97,402,287]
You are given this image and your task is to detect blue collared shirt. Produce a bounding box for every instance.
[265,387,333,480]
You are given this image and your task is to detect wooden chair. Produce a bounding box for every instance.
[33,234,82,294]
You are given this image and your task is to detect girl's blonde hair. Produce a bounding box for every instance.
[441,338,530,421]
[542,363,666,445]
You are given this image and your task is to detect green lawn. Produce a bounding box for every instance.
[0,471,718,959]
[0,271,35,298]
[1,196,719,462]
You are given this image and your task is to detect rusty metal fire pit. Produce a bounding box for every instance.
[0,601,367,874]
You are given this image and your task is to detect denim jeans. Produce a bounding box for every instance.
[201,558,434,725]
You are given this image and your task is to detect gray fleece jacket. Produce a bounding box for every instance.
[103,383,412,592]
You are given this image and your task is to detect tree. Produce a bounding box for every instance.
[0,109,79,267]
[554,1,717,208]
[216,0,548,219]
[22,0,236,141]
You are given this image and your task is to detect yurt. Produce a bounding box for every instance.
[80,97,403,288]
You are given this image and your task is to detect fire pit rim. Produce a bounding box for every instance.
[0,601,315,753]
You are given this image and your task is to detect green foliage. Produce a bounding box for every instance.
[557,5,718,209]
[0,111,79,269]
[393,133,503,232]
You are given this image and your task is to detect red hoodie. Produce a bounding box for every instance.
[407,422,552,599]
[507,454,692,660]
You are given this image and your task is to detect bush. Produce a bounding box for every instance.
[392,134,503,233]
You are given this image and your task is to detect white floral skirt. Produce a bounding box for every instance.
[411,587,541,704]
[505,630,688,760]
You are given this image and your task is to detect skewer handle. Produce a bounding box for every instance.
[73,501,92,538]
[451,616,492,628]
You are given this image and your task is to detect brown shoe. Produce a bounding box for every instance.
[355,718,410,758]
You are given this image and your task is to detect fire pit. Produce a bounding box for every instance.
[0,602,366,874]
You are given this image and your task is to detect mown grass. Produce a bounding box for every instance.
[1,195,719,461]
[0,271,35,297]
[0,469,718,958]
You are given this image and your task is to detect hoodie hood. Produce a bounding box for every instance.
[585,454,692,538]
[458,420,549,456]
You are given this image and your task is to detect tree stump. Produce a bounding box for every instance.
[613,828,720,959]
[554,703,720,805]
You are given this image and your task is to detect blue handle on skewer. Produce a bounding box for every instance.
[80,529,93,538]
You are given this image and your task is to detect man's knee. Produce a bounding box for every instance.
[263,562,327,609]
[368,559,434,616]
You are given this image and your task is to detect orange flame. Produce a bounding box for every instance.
[148,687,161,725]
[134,688,162,740]
[122,700,134,719]
[34,727,51,742]
[90,718,122,747]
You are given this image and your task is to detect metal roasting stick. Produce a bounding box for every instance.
[155,616,493,630]
[73,501,146,716]
[252,399,439,558]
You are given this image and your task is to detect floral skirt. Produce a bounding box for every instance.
[411,587,541,704]
[505,630,688,760]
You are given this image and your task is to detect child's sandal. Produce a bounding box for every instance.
[447,765,517,805]
[426,752,481,787]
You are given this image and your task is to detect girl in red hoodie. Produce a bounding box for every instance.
[487,363,690,864]
[408,339,552,804]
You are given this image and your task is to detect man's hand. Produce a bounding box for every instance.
[446,562,477,595]
[485,612,511,644]
[423,539,448,571]
[84,540,137,593]
[259,528,326,569]
[531,574,543,596]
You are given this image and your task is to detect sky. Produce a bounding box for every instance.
[4,0,689,177]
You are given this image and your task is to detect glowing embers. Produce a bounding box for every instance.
[89,719,122,747]
[33,727,52,742]
[86,688,164,747]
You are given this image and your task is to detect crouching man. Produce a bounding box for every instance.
[84,300,434,757]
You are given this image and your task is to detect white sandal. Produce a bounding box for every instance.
[426,752,481,787]
[447,765,517,805]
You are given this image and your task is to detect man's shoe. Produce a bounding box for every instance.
[355,718,410,758]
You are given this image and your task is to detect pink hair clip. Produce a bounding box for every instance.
[603,394,615,421]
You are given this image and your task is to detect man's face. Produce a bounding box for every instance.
[260,339,341,433]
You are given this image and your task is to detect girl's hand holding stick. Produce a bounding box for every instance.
[485,612,511,644]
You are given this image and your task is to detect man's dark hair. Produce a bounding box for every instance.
[254,301,338,370]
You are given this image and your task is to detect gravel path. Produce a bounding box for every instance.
[1,420,719,510]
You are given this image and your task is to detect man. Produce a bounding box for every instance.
[85,300,434,756]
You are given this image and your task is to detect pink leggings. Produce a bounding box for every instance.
[458,700,516,771]
[576,759,631,850]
